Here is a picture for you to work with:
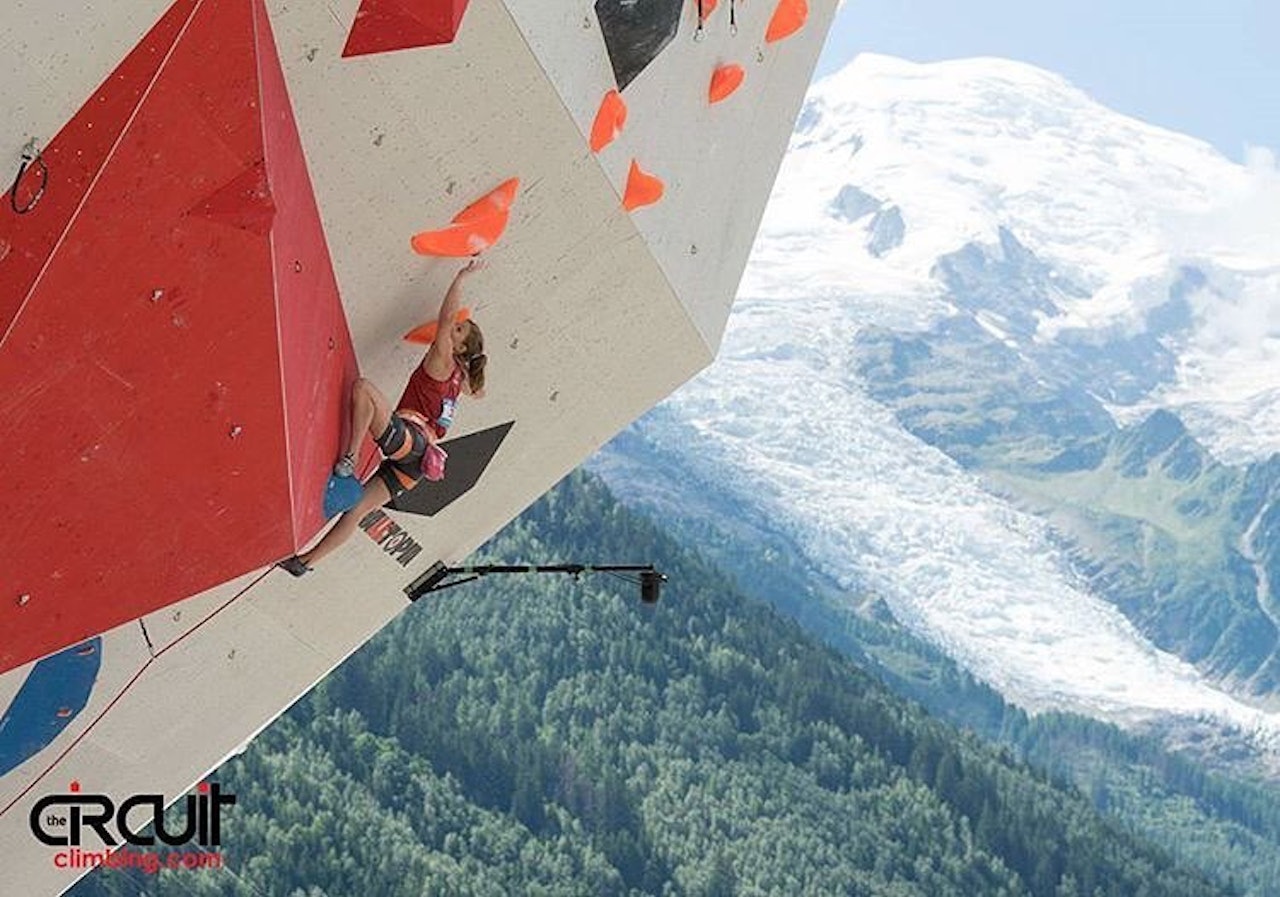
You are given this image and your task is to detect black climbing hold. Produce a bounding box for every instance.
[594,0,683,92]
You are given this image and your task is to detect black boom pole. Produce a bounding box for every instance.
[405,561,667,605]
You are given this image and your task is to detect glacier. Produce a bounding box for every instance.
[598,54,1280,760]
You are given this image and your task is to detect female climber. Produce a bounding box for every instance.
[279,259,487,575]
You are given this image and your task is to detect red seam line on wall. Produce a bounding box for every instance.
[0,565,273,820]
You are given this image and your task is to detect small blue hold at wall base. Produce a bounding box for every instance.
[324,473,363,519]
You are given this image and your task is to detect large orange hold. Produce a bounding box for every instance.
[765,0,808,43]
[590,89,627,153]
[403,307,471,344]
[454,176,518,222]
[623,160,664,212]
[411,178,520,256]
[410,221,499,256]
[709,64,745,104]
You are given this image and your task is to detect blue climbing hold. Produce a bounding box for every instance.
[324,473,363,519]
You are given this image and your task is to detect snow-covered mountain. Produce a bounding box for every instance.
[761,54,1280,461]
[592,54,1280,764]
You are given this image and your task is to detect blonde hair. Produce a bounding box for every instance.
[458,320,486,394]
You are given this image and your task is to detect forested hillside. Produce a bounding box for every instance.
[595,434,1280,896]
[71,473,1229,896]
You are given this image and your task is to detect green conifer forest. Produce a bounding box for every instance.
[70,472,1241,896]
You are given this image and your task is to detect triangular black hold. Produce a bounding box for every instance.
[387,421,514,516]
[594,0,683,92]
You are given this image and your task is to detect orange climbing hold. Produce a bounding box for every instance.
[411,222,500,257]
[709,64,745,104]
[411,178,520,256]
[623,160,664,212]
[696,0,719,21]
[403,307,471,344]
[453,177,519,223]
[590,89,628,153]
[765,0,808,43]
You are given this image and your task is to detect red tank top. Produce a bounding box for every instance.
[397,362,464,439]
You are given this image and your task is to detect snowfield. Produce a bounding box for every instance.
[750,53,1280,461]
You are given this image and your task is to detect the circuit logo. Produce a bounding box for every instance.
[29,780,235,847]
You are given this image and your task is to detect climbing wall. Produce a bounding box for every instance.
[0,1,837,892]
[0,0,356,671]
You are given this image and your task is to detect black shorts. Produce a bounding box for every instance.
[374,414,428,497]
